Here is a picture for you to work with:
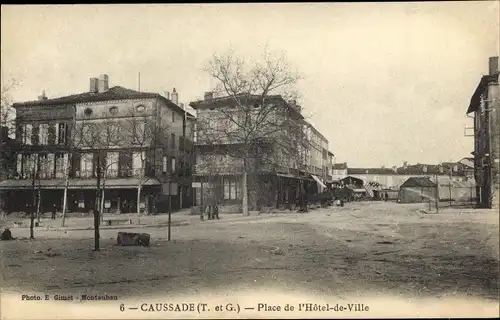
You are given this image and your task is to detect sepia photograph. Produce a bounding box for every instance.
[1,2,499,319]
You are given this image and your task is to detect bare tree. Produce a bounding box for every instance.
[60,108,78,227]
[19,153,40,239]
[199,47,303,215]
[125,109,169,215]
[0,78,20,136]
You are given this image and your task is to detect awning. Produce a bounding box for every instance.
[311,174,327,188]
[0,178,161,190]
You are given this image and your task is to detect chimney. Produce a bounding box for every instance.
[164,91,170,100]
[171,88,179,105]
[37,90,47,101]
[204,91,213,101]
[89,77,99,93]
[403,161,408,169]
[98,74,109,93]
[489,56,499,75]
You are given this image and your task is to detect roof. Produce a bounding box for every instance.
[347,163,467,176]
[13,86,195,118]
[400,177,436,188]
[348,168,397,175]
[339,176,364,183]
[0,178,161,190]
[333,162,348,170]
[189,94,303,118]
[467,73,499,114]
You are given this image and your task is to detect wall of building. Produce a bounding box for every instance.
[488,82,499,208]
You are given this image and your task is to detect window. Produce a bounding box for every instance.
[39,124,49,145]
[38,154,49,179]
[132,151,145,176]
[23,153,37,178]
[106,152,119,178]
[131,121,146,145]
[55,153,67,178]
[172,111,175,123]
[136,105,145,113]
[171,157,176,172]
[162,156,167,173]
[80,153,93,178]
[223,178,239,200]
[16,154,22,177]
[57,123,67,145]
[109,106,118,115]
[23,124,33,145]
[84,108,93,116]
[171,133,176,149]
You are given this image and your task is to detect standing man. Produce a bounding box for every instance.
[51,204,57,220]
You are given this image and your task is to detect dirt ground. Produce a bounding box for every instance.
[1,202,498,317]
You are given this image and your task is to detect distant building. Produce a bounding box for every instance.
[466,56,500,209]
[0,75,195,214]
[398,177,436,204]
[331,162,348,180]
[330,161,471,196]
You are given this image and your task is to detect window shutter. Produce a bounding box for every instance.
[72,153,81,177]
[48,123,56,145]
[17,125,23,143]
[32,124,39,145]
[55,122,59,144]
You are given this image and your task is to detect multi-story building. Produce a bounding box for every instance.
[302,121,330,190]
[189,93,329,213]
[326,151,335,183]
[0,75,195,214]
[466,56,500,209]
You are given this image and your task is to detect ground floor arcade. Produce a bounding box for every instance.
[191,172,322,213]
[0,178,193,215]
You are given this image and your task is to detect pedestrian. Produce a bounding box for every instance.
[51,204,57,220]
[213,202,219,220]
[384,192,389,202]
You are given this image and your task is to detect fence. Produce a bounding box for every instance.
[426,181,477,210]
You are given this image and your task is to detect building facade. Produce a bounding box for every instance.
[302,121,330,190]
[190,93,331,213]
[0,75,195,215]
[466,56,500,209]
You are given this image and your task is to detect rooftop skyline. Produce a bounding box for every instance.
[2,3,499,167]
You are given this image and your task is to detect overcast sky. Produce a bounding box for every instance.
[2,2,499,167]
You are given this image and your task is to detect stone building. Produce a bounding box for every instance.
[466,56,500,209]
[189,93,331,213]
[0,75,195,215]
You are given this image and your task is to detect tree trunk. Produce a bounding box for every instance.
[36,188,41,224]
[100,175,106,222]
[137,184,142,215]
[100,187,106,221]
[61,154,71,227]
[30,213,35,239]
[61,180,69,226]
[94,158,101,251]
[242,170,249,216]
[30,175,36,239]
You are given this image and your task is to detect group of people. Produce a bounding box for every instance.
[22,203,58,220]
[200,203,220,221]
